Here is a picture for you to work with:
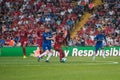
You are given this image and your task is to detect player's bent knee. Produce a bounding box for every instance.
[45,50,49,53]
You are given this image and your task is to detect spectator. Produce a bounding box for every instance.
[88,1,94,13]
[76,0,120,46]
[9,38,15,47]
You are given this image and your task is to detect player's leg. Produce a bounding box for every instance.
[46,49,52,62]
[59,48,65,62]
[92,46,99,61]
[38,44,50,62]
[54,45,65,62]
[37,50,49,62]
[45,45,53,62]
[22,41,27,58]
[98,43,106,58]
[54,45,61,61]
[38,41,43,55]
[101,46,105,58]
[39,47,43,54]
[38,45,44,58]
[57,47,65,60]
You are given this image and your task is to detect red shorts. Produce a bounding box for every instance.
[54,44,62,51]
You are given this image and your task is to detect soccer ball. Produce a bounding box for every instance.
[62,57,67,62]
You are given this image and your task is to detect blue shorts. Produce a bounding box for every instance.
[95,43,104,51]
[42,43,52,51]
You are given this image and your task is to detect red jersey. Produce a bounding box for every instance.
[20,30,28,46]
[37,29,44,40]
[55,34,64,45]
[54,34,65,52]
[37,29,44,46]
[20,30,28,42]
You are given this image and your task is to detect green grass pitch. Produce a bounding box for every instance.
[0,56,120,80]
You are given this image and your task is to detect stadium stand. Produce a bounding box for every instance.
[0,0,119,46]
[73,0,120,46]
[0,0,87,46]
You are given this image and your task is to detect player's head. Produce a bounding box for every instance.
[40,25,44,28]
[98,29,104,35]
[45,27,51,32]
[59,31,64,37]
[98,28,103,34]
[40,25,44,30]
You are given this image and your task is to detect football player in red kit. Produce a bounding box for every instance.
[20,29,28,58]
[54,31,66,62]
[37,25,45,55]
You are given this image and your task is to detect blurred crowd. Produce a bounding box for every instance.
[0,0,95,47]
[1,0,119,47]
[0,0,87,46]
[71,0,120,46]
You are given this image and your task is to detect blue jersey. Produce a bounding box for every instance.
[94,34,106,45]
[42,32,52,51]
[42,32,52,45]
[94,34,106,51]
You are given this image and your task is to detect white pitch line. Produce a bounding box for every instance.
[21,61,119,66]
[110,61,119,64]
[0,60,119,66]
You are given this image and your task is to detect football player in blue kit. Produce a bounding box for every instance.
[93,29,108,61]
[38,27,54,62]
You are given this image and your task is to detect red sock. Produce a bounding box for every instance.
[59,49,65,60]
[39,51,41,55]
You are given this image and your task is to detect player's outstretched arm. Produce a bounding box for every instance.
[46,37,54,40]
[104,37,108,46]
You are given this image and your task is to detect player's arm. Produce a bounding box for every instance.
[94,35,102,41]
[36,31,42,39]
[52,32,56,35]
[47,32,56,40]
[36,33,40,39]
[46,37,54,40]
[94,35,98,41]
[104,35,108,45]
[18,37,20,42]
